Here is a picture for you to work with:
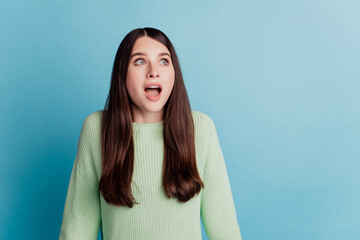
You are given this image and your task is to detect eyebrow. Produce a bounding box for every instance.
[130,52,171,59]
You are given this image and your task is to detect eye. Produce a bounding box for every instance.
[160,59,169,65]
[134,58,145,65]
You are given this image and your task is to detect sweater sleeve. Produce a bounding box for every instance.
[200,116,242,240]
[59,115,102,240]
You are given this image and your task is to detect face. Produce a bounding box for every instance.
[126,36,175,123]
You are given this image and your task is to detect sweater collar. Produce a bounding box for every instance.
[132,120,163,133]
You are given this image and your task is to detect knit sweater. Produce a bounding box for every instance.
[59,110,242,240]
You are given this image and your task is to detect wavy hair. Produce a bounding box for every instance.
[100,27,204,207]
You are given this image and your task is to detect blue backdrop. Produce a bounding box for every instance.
[1,0,359,239]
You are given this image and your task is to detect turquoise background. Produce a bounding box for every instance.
[1,0,359,239]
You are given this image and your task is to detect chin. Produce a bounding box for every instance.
[146,107,165,113]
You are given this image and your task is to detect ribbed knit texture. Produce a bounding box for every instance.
[59,110,242,240]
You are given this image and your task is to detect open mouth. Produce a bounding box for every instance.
[144,86,162,97]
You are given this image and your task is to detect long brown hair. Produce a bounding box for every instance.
[100,27,204,207]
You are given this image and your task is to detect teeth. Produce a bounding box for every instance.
[146,86,160,89]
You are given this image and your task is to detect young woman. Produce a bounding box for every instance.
[59,27,242,240]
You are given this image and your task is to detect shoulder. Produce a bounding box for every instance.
[81,110,103,134]
[84,110,103,124]
[191,110,216,129]
[192,110,218,143]
[85,110,103,121]
[191,111,221,167]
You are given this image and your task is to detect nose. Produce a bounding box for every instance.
[146,63,159,79]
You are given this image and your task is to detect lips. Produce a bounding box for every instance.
[144,88,162,101]
[144,83,162,101]
[144,83,162,91]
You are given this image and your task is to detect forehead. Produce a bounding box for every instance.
[131,36,170,54]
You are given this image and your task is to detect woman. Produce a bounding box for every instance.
[59,27,242,240]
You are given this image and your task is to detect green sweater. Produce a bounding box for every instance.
[59,110,242,240]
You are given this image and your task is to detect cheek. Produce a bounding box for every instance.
[125,78,137,99]
[126,71,141,94]
[164,75,175,98]
[164,69,175,86]
[169,72,175,89]
[126,69,134,85]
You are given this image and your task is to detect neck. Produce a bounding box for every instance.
[131,106,164,123]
